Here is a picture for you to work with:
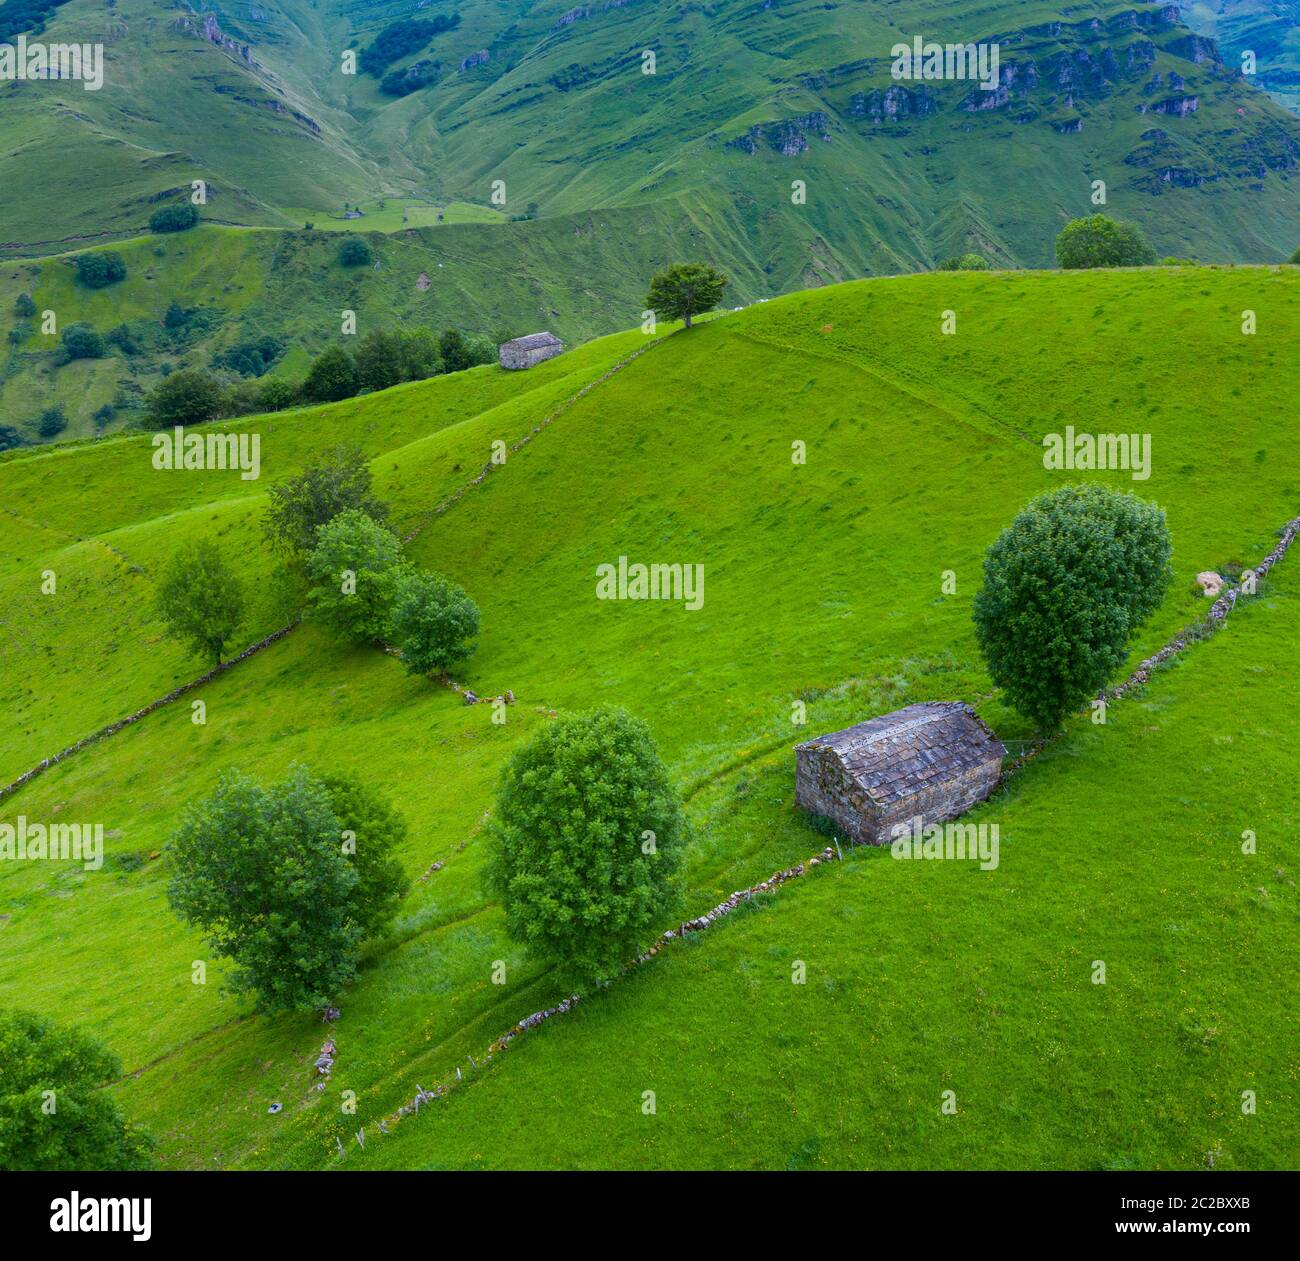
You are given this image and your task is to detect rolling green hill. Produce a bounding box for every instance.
[1,264,1296,1170]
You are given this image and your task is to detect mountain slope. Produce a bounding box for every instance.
[3,0,1298,268]
[1,265,1297,1169]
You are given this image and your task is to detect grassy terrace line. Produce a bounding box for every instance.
[1,267,1297,1171]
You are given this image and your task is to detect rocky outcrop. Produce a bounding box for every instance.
[459,49,490,71]
[727,112,832,155]
[172,12,254,67]
[851,85,937,122]
[1148,94,1199,117]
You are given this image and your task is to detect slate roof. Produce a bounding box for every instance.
[795,702,1004,806]
[501,331,562,351]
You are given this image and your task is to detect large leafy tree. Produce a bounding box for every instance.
[486,707,685,985]
[305,508,407,643]
[263,445,388,557]
[146,369,225,428]
[0,1009,154,1171]
[973,484,1172,732]
[155,539,245,664]
[397,327,443,380]
[319,774,410,937]
[354,329,405,394]
[389,569,480,674]
[438,328,472,373]
[303,344,359,403]
[166,767,406,1012]
[1055,214,1156,269]
[645,262,728,328]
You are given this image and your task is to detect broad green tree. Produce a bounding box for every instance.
[302,344,358,403]
[338,235,373,267]
[320,774,410,937]
[645,262,728,328]
[354,330,405,394]
[1055,214,1155,269]
[0,1009,154,1171]
[438,328,472,373]
[155,539,245,664]
[166,767,408,1012]
[263,445,388,557]
[305,509,406,643]
[389,569,480,673]
[486,707,685,985]
[74,251,126,289]
[146,369,225,428]
[973,484,1172,731]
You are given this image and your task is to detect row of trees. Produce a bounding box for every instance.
[142,326,498,429]
[156,446,480,672]
[153,702,685,1019]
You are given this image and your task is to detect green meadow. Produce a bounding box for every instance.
[0,265,1296,1170]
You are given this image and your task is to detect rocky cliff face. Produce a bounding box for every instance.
[1174,0,1300,113]
[722,1,1296,201]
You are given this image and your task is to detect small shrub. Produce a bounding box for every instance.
[338,236,373,267]
[61,323,106,360]
[148,202,200,234]
[74,251,126,289]
[37,405,67,438]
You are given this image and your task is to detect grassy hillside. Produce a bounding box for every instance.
[0,265,1297,1170]
[0,205,750,443]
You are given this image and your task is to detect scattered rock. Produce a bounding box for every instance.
[1196,571,1224,597]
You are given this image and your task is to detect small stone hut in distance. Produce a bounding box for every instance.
[498,331,564,370]
[795,702,1005,845]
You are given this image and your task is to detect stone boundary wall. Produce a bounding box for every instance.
[1104,510,1300,701]
[341,845,838,1156]
[0,623,299,803]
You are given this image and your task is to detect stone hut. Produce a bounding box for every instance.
[794,702,1004,845]
[499,331,563,371]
